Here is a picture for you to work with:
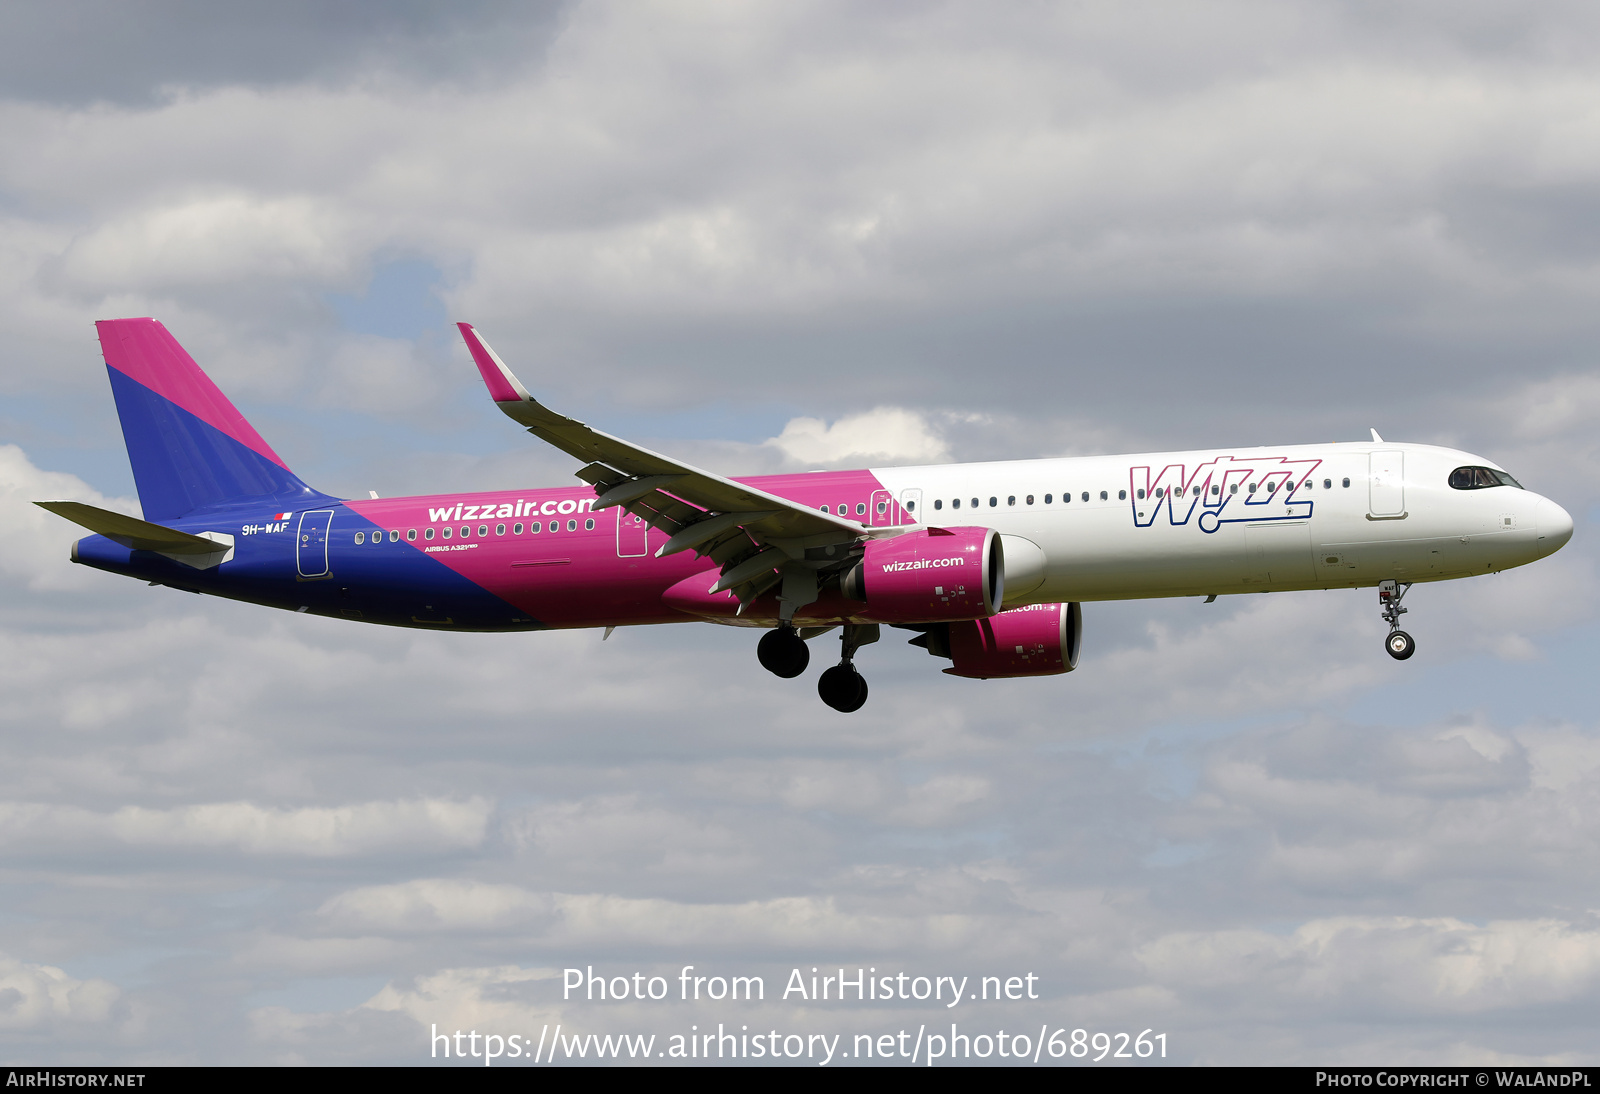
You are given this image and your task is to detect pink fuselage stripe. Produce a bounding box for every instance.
[343,469,893,628]
[96,318,290,471]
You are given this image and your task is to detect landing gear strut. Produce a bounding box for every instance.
[757,625,809,678]
[1379,580,1415,661]
[818,624,879,712]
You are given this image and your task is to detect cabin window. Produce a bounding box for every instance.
[906,500,916,511]
[1025,495,1033,505]
[1248,483,1257,493]
[460,526,469,538]
[1098,491,1107,501]
[496,523,506,535]
[425,528,436,540]
[1138,489,1146,500]
[407,529,417,541]
[971,498,979,509]
[856,503,866,516]
[1266,482,1275,494]
[934,499,943,510]
[1044,494,1053,504]
[1008,496,1016,506]
[513,523,523,535]
[1118,490,1127,500]
[531,521,541,532]
[442,526,452,539]
[585,518,595,530]
[952,498,961,509]
[567,520,577,531]
[354,532,365,544]
[389,529,399,541]
[989,497,997,507]
[1323,478,1331,489]
[1342,477,1350,488]
[1211,485,1220,495]
[1193,485,1201,496]
[820,505,829,513]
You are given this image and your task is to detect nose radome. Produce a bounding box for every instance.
[1536,497,1574,553]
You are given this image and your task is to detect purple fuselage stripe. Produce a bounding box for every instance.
[74,470,893,631]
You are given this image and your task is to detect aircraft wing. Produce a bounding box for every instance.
[458,323,873,607]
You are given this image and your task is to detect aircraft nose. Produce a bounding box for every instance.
[1536,496,1574,554]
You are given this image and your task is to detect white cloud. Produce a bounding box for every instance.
[1141,916,1600,1015]
[319,880,552,933]
[0,444,137,590]
[361,965,563,1038]
[55,194,351,294]
[765,407,949,467]
[0,955,119,1031]
[0,798,491,857]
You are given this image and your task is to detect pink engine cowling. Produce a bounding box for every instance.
[840,526,1002,624]
[944,602,1082,679]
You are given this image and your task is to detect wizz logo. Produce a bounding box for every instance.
[1130,455,1322,533]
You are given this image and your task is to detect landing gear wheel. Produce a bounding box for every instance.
[1385,630,1416,660]
[818,664,868,712]
[757,627,809,678]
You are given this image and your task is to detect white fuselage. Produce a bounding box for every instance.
[873,442,1572,603]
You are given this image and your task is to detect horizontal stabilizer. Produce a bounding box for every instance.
[35,501,235,569]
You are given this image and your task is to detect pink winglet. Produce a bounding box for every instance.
[457,323,528,404]
[96,318,290,470]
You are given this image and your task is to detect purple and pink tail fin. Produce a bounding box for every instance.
[97,318,329,521]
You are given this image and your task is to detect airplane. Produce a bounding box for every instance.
[37,318,1574,712]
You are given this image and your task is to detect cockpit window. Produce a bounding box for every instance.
[1449,466,1522,490]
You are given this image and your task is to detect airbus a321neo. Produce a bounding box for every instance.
[38,319,1574,712]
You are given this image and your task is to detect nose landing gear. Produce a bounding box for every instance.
[818,623,879,712]
[1379,580,1415,660]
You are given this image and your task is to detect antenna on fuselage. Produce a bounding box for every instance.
[1370,428,1384,443]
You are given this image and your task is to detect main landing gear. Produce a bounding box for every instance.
[818,624,879,713]
[1379,579,1415,661]
[757,625,809,678]
[757,623,879,711]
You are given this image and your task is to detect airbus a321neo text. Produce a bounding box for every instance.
[39,319,1574,712]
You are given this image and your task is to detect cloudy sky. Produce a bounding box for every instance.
[2,0,1599,1065]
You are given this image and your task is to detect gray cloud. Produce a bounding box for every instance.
[0,1,570,107]
[1,0,1598,1066]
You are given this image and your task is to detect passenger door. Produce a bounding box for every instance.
[296,510,334,578]
[616,508,649,557]
[1369,451,1405,518]
[898,488,923,525]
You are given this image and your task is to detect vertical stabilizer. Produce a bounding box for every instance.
[97,318,328,520]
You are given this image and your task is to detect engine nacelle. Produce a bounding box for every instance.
[944,602,1082,679]
[841,526,1002,624]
